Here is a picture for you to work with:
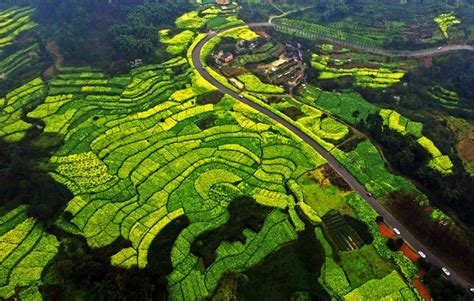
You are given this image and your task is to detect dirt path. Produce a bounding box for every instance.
[43,41,64,80]
[268,5,316,24]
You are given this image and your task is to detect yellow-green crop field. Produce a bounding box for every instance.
[380,109,453,174]
[434,13,461,38]
[311,54,405,89]
[0,6,434,300]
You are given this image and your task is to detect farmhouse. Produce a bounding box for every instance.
[215,0,231,5]
[215,50,234,64]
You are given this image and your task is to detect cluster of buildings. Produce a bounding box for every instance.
[213,35,306,89]
[262,43,306,87]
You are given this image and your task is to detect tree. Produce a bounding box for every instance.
[315,0,351,22]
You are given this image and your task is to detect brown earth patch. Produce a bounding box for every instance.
[458,137,474,162]
[307,164,352,191]
[43,41,64,80]
[306,168,331,188]
[419,56,433,68]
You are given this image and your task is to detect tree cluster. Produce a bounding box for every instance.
[25,0,192,68]
[358,113,474,227]
[0,137,72,225]
[110,1,191,60]
[389,191,474,281]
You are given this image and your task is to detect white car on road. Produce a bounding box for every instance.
[417,251,426,258]
[393,228,401,235]
[438,46,443,50]
[442,267,451,276]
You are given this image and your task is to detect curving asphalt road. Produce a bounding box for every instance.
[247,22,474,57]
[192,29,473,292]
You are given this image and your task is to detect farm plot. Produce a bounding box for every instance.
[247,93,349,149]
[0,6,43,92]
[237,73,284,94]
[316,228,352,298]
[339,245,392,289]
[0,6,37,51]
[234,42,280,66]
[0,206,60,300]
[159,29,195,55]
[380,109,453,174]
[418,137,453,174]
[206,15,244,30]
[0,42,39,79]
[379,109,423,138]
[298,114,349,143]
[0,77,45,142]
[332,140,418,198]
[344,270,417,300]
[321,210,364,252]
[427,85,464,111]
[297,86,378,124]
[273,18,382,48]
[345,193,419,282]
[21,52,328,299]
[311,54,405,89]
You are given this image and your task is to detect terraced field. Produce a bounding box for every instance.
[0,6,37,51]
[311,53,405,88]
[0,5,462,299]
[0,51,332,299]
[295,85,454,174]
[0,206,59,300]
[0,77,45,142]
[0,6,47,96]
[380,109,453,174]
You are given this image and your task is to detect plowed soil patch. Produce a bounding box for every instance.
[412,279,430,301]
[400,244,419,263]
[378,223,395,239]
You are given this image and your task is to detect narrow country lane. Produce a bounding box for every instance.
[191,29,473,291]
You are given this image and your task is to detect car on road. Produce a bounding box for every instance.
[470,287,474,293]
[418,251,426,258]
[442,267,451,276]
[366,192,372,197]
[438,46,443,50]
[393,228,401,235]
[238,94,244,99]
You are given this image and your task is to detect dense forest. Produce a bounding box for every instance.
[0,0,193,72]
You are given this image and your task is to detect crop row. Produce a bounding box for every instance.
[311,54,405,89]
[237,73,284,94]
[0,42,39,77]
[333,140,418,198]
[0,206,59,300]
[0,6,37,51]
[0,77,45,142]
[380,109,453,174]
[344,270,416,300]
[11,52,326,300]
[273,18,381,48]
[297,87,379,125]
